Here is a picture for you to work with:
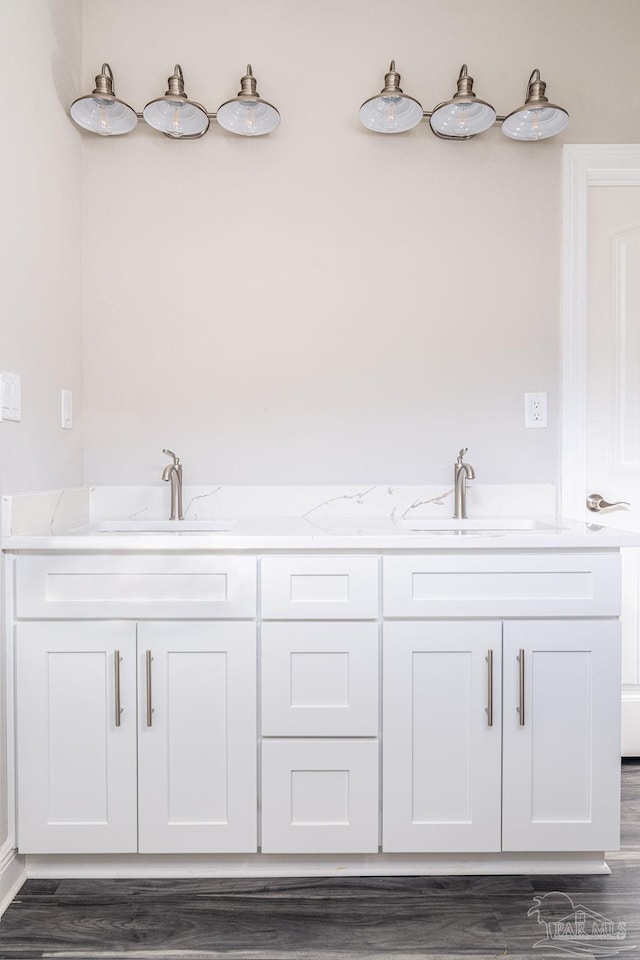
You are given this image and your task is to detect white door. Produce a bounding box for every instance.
[137,621,257,853]
[563,145,640,755]
[502,620,621,852]
[16,621,138,854]
[382,620,501,853]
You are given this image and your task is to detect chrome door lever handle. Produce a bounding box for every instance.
[586,493,630,512]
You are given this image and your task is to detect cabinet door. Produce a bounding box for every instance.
[502,620,621,852]
[137,621,257,853]
[17,621,137,854]
[383,621,502,853]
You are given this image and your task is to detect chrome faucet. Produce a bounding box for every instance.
[453,447,475,519]
[162,449,183,520]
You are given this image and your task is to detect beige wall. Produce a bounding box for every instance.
[0,0,83,847]
[82,0,640,487]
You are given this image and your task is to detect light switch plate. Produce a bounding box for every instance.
[61,389,73,429]
[1,371,22,421]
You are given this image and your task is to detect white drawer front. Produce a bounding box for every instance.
[383,553,621,618]
[261,557,378,619]
[16,555,257,619]
[261,739,379,853]
[261,622,379,736]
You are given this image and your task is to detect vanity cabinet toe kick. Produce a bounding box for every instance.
[9,549,622,874]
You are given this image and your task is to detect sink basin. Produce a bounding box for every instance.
[398,518,550,532]
[96,519,238,533]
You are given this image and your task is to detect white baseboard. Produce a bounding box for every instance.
[24,850,611,878]
[0,840,26,916]
[622,687,640,757]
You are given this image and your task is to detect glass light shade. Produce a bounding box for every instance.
[216,98,280,136]
[430,99,496,138]
[70,95,138,135]
[143,98,209,138]
[501,104,569,141]
[359,94,423,133]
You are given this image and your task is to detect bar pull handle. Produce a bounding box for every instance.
[146,650,153,727]
[485,649,493,727]
[114,650,122,727]
[517,649,525,726]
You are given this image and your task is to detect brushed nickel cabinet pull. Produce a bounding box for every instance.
[146,650,153,727]
[114,650,122,727]
[517,649,525,726]
[485,649,493,727]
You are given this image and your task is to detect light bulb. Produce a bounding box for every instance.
[384,97,396,125]
[241,102,256,133]
[96,100,113,133]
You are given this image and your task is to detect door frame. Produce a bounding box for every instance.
[561,144,640,519]
[562,144,640,756]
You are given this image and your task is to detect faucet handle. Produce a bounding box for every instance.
[457,447,468,463]
[163,448,180,465]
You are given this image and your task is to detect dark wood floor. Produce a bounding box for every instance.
[2,761,639,959]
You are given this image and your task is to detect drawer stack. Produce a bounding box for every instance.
[260,556,380,853]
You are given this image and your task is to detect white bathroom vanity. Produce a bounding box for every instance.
[2,493,634,879]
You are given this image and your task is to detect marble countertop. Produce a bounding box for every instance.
[2,516,638,551]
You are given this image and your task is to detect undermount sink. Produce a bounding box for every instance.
[96,519,238,533]
[398,518,551,532]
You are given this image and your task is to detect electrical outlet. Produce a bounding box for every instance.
[525,392,548,429]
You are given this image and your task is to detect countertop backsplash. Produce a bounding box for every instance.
[2,484,557,537]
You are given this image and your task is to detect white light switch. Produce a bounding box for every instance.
[1,372,22,421]
[61,389,73,429]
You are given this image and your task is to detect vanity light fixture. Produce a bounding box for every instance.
[359,61,569,141]
[216,65,280,136]
[70,62,280,139]
[358,61,424,134]
[429,65,496,140]
[501,69,569,141]
[143,65,209,139]
[69,64,138,136]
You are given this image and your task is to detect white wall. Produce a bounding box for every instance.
[0,0,83,847]
[81,0,640,487]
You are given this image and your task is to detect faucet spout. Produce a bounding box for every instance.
[453,447,475,519]
[162,449,183,520]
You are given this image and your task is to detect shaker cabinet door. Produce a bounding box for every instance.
[502,620,621,852]
[137,621,257,853]
[383,620,502,853]
[17,621,138,854]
